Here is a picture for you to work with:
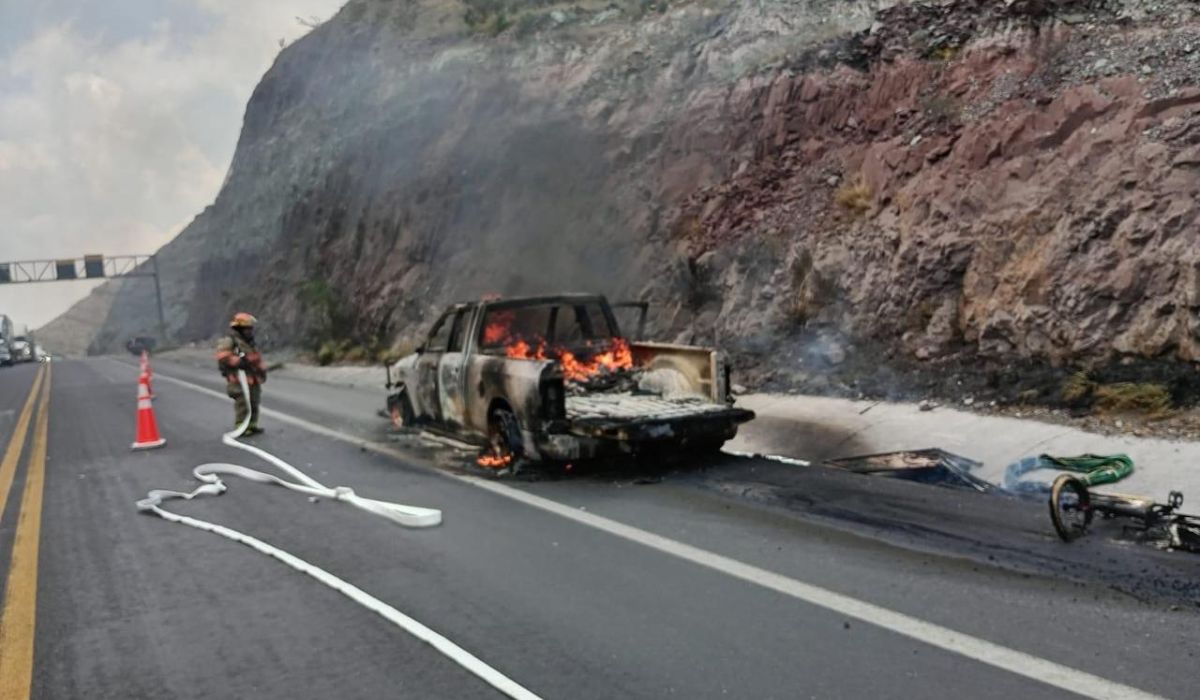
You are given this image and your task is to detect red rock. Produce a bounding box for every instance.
[799,77,822,103]
[1135,87,1200,120]
[1173,146,1200,168]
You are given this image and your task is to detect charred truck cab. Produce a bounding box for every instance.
[386,294,754,469]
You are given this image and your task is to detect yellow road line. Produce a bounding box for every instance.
[0,365,46,527]
[0,363,51,700]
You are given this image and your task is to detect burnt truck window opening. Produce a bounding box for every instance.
[480,302,617,351]
[425,312,454,352]
[447,309,469,353]
[554,304,609,343]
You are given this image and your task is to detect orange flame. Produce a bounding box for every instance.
[483,310,516,346]
[506,338,633,382]
[483,308,634,382]
[477,453,514,469]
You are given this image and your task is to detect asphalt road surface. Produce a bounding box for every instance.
[0,358,1197,699]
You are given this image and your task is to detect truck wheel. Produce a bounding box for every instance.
[388,389,416,430]
[481,407,524,475]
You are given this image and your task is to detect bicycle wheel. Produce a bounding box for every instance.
[1049,474,1093,542]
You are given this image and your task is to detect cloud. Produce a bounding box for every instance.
[0,0,347,330]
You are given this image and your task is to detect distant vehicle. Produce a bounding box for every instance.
[125,336,157,356]
[0,315,12,367]
[386,293,754,471]
[11,336,34,363]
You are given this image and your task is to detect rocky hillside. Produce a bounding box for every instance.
[40,0,1200,406]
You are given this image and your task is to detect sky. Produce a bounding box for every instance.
[0,0,348,332]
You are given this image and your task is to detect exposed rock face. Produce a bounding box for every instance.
[42,0,888,353]
[671,0,1200,399]
[40,0,1200,403]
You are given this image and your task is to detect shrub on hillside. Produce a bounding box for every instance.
[835,176,872,215]
[1094,382,1172,416]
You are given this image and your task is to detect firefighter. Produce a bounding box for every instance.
[215,312,267,435]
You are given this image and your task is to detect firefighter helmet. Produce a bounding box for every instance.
[230,312,258,329]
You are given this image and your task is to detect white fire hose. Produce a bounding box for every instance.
[137,370,541,700]
[138,370,442,526]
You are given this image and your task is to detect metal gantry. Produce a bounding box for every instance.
[0,254,167,341]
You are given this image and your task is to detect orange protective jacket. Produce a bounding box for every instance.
[215,333,267,385]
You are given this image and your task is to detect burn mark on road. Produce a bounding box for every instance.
[733,414,871,463]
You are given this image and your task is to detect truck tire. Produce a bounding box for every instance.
[483,406,525,476]
[388,389,416,430]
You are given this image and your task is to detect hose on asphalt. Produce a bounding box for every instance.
[136,371,542,700]
[138,370,441,527]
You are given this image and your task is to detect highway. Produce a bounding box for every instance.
[0,358,1197,699]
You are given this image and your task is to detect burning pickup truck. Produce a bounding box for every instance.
[385,294,754,470]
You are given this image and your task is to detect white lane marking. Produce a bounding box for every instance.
[142,503,540,700]
[460,480,1166,700]
[140,362,1168,700]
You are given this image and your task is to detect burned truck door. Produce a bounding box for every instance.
[437,306,474,429]
[415,310,454,422]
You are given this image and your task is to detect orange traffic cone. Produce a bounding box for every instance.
[132,373,166,450]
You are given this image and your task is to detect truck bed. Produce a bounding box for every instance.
[567,393,734,421]
[565,392,754,443]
